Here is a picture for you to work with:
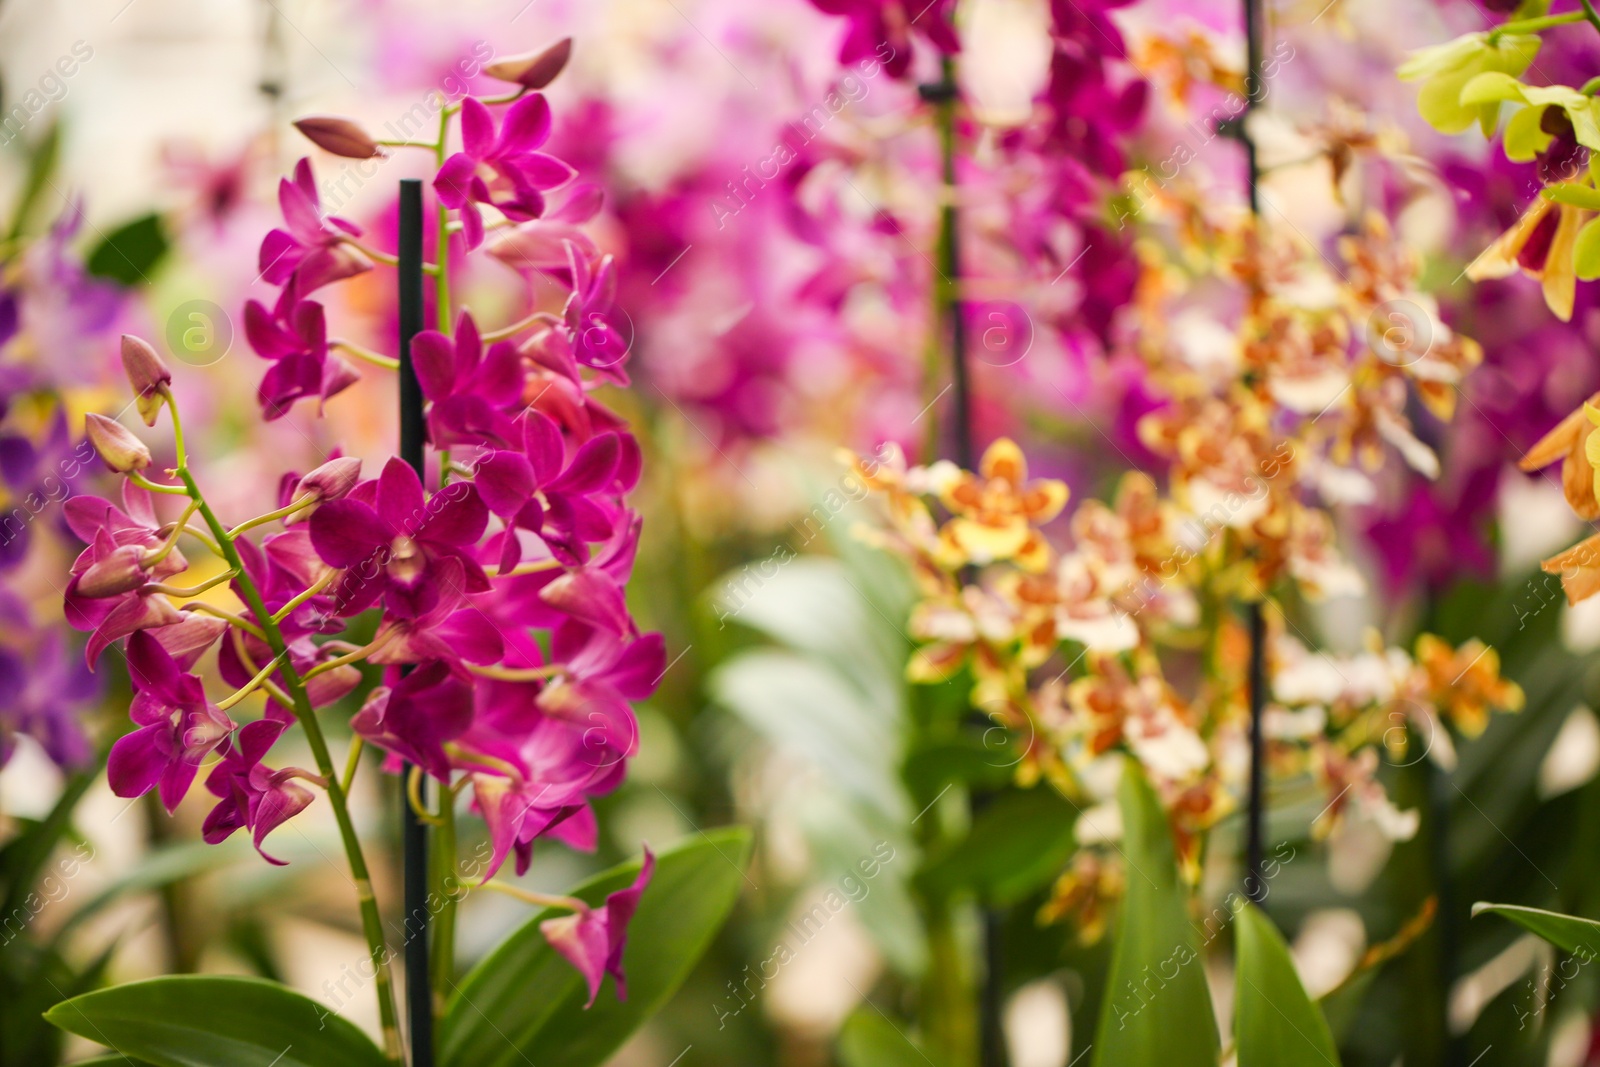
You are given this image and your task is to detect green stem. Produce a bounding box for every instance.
[1492,10,1585,38]
[429,789,458,1017]
[173,449,403,1062]
[1582,0,1600,38]
[435,108,453,333]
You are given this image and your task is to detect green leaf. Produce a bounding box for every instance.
[85,213,169,287]
[44,975,389,1067]
[1091,763,1218,1067]
[0,771,95,923]
[6,119,62,241]
[1472,902,1600,956]
[837,1006,940,1067]
[67,1057,158,1066]
[1234,904,1341,1067]
[440,829,751,1067]
[917,787,1077,905]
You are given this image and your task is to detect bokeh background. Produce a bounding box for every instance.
[5,0,1600,1064]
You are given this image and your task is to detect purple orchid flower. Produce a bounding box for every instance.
[245,291,359,420]
[540,848,654,1006]
[258,157,372,296]
[808,0,958,79]
[109,630,235,813]
[0,589,98,769]
[412,311,526,449]
[562,244,630,383]
[64,483,188,665]
[434,95,577,250]
[352,660,474,781]
[473,411,639,569]
[202,709,314,865]
[310,457,490,619]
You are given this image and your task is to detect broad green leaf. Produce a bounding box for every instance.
[440,829,751,1067]
[85,213,169,286]
[45,975,388,1067]
[1575,217,1600,280]
[917,787,1077,905]
[0,771,95,922]
[1235,904,1341,1067]
[1091,763,1218,1067]
[837,1006,940,1067]
[68,1057,157,1066]
[1472,902,1600,956]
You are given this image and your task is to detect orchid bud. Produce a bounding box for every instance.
[285,456,362,524]
[484,38,572,90]
[77,545,148,598]
[121,334,172,426]
[85,414,152,473]
[293,116,384,159]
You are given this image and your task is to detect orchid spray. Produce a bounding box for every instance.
[844,5,1524,1064]
[47,37,745,1067]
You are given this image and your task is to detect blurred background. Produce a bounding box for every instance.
[4,0,1600,1065]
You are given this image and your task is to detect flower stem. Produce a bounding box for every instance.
[476,880,587,913]
[144,570,237,598]
[435,109,453,332]
[228,494,317,537]
[216,650,289,711]
[271,569,336,623]
[303,628,394,679]
[331,340,402,372]
[1493,9,1585,38]
[129,471,188,496]
[180,602,267,640]
[173,455,403,1062]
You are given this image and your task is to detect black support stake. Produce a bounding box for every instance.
[1239,0,1269,906]
[396,177,433,1066]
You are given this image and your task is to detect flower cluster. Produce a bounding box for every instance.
[0,202,124,770]
[1402,8,1600,605]
[852,433,1522,940]
[64,47,660,1018]
[850,116,1524,935]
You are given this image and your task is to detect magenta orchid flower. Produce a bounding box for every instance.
[245,292,359,420]
[352,661,474,781]
[64,66,672,1023]
[412,311,525,448]
[473,411,640,569]
[808,0,958,79]
[109,630,235,813]
[63,484,188,665]
[202,710,315,865]
[310,457,490,618]
[433,95,577,250]
[540,848,655,1006]
[259,157,372,296]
